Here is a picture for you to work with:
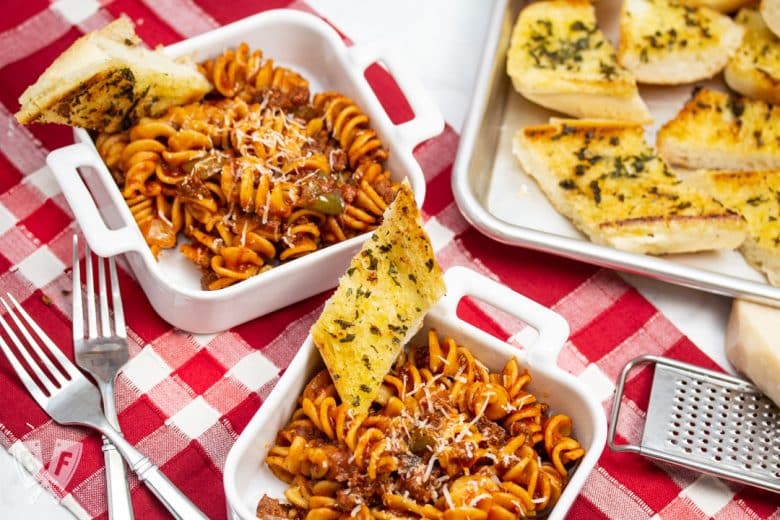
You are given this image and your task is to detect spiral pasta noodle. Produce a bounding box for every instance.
[95,43,399,290]
[260,330,586,519]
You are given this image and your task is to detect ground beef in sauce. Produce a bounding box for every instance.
[256,495,297,519]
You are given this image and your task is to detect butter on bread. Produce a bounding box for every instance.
[16,16,211,132]
[513,119,746,255]
[618,0,744,84]
[762,0,780,38]
[724,8,780,105]
[657,88,780,170]
[506,0,651,123]
[685,169,780,286]
[311,181,445,414]
[726,299,780,409]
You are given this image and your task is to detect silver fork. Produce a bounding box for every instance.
[72,236,133,520]
[0,299,207,520]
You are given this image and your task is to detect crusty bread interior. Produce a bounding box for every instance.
[618,0,745,84]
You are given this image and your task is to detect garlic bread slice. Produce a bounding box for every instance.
[311,181,445,414]
[513,119,746,255]
[507,0,651,123]
[618,0,745,84]
[657,88,780,170]
[686,169,780,286]
[725,8,780,105]
[16,17,211,132]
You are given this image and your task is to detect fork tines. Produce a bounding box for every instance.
[0,293,77,400]
[72,236,126,341]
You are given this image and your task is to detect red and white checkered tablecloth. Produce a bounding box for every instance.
[0,1,777,519]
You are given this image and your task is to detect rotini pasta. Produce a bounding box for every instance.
[95,43,399,290]
[259,330,585,519]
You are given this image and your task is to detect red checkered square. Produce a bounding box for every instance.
[135,425,190,468]
[728,489,780,518]
[119,274,171,343]
[119,395,167,445]
[570,289,657,362]
[104,0,182,46]
[568,496,611,520]
[222,393,262,435]
[174,349,227,395]
[0,0,49,33]
[657,495,709,519]
[0,153,22,195]
[20,199,70,245]
[458,227,598,307]
[598,446,684,513]
[195,0,295,25]
[160,440,225,519]
[364,63,414,124]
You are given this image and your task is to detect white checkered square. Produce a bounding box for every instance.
[0,203,15,235]
[166,396,221,439]
[680,476,735,517]
[577,363,615,403]
[122,347,171,394]
[24,167,60,199]
[227,351,277,391]
[51,0,100,24]
[16,247,65,288]
[192,332,219,347]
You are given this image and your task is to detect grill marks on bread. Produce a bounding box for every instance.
[514,119,746,255]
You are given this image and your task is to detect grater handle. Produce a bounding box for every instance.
[607,355,661,454]
[436,267,570,366]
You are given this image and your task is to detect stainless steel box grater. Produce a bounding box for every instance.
[609,355,780,494]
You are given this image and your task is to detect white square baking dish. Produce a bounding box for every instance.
[223,266,607,519]
[46,9,444,333]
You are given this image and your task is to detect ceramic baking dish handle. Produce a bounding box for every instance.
[348,44,444,151]
[438,266,571,366]
[47,143,144,257]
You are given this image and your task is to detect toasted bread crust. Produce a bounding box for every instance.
[16,16,210,132]
[618,0,745,84]
[507,0,650,122]
[762,0,780,38]
[686,169,780,286]
[677,0,753,12]
[514,119,746,255]
[657,88,780,170]
[725,8,780,105]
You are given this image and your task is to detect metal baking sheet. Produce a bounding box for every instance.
[452,0,780,307]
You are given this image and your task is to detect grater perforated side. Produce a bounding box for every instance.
[609,355,780,494]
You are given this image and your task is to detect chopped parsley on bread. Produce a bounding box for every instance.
[506,0,651,123]
[513,119,746,255]
[725,8,780,105]
[657,88,780,170]
[686,169,780,286]
[311,181,445,414]
[618,0,745,84]
[16,16,211,132]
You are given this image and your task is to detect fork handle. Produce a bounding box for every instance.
[98,382,134,520]
[102,438,135,520]
[99,426,208,520]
